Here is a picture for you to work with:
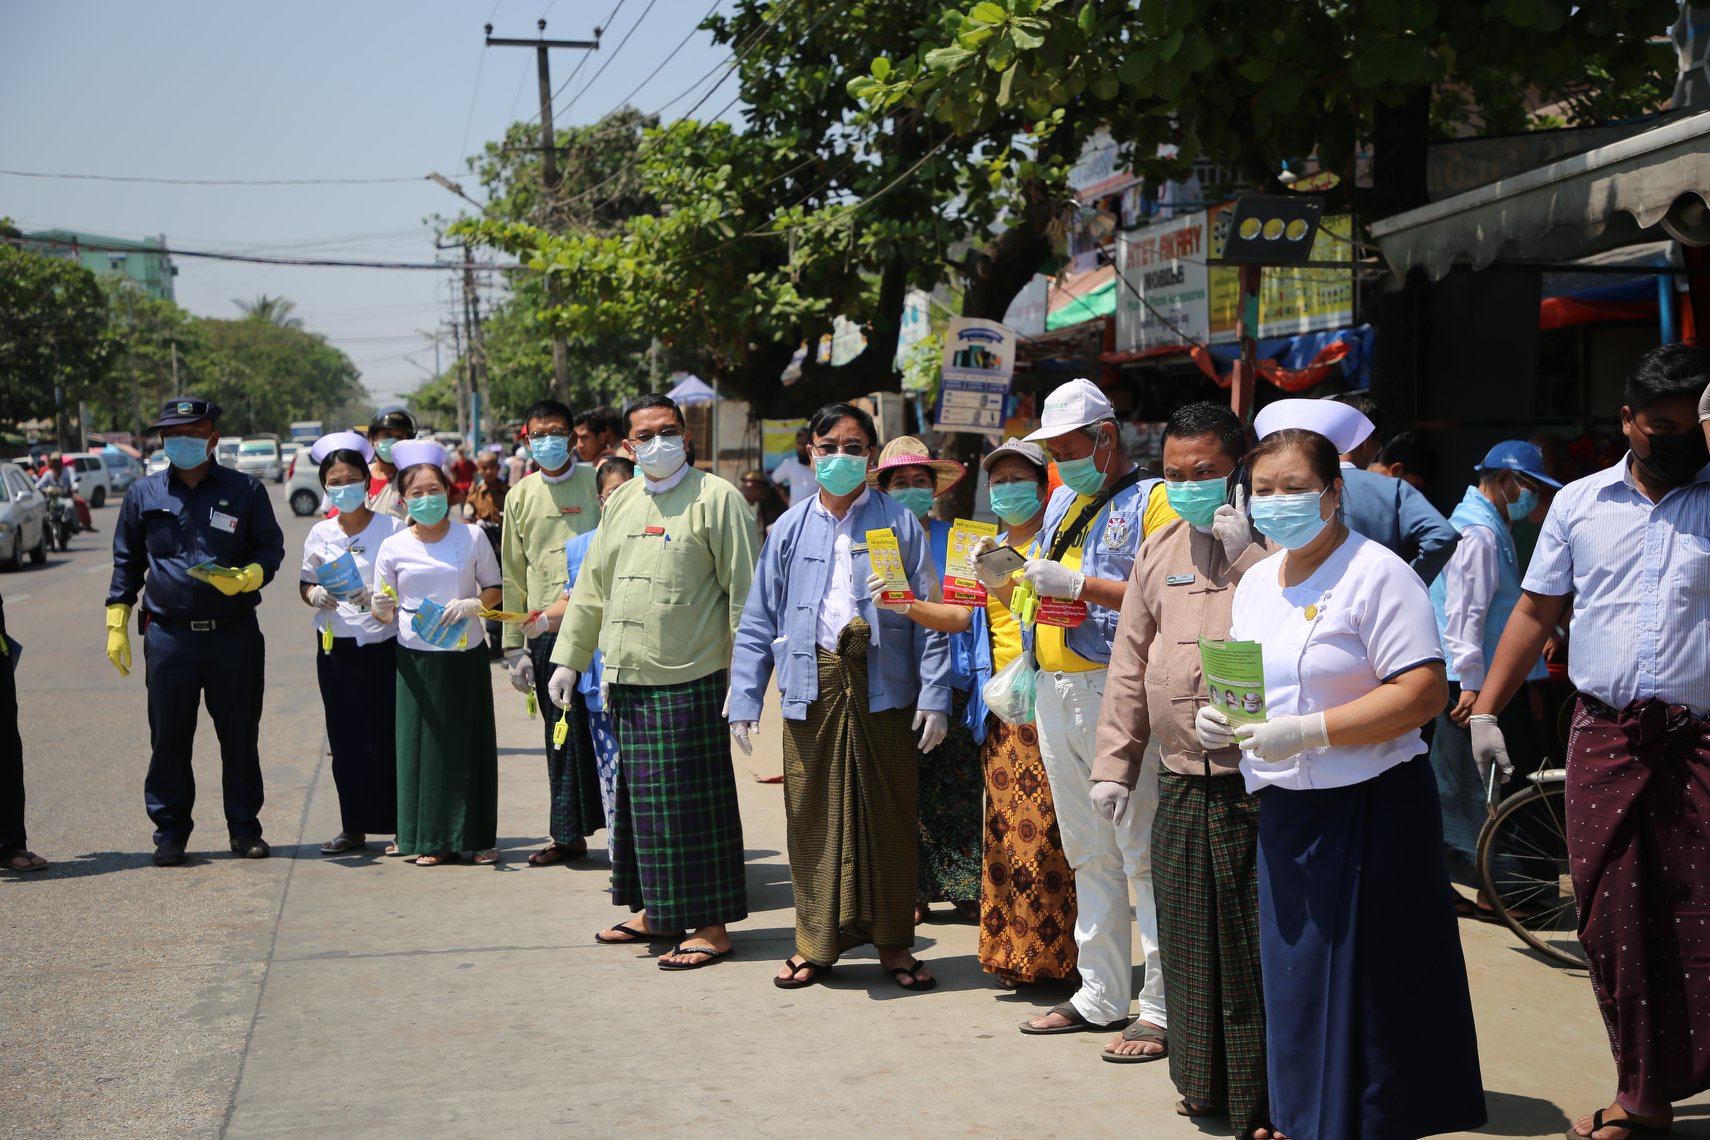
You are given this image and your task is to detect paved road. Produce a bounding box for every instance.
[3,484,1709,1138]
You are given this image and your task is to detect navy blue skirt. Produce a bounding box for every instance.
[1258,757,1486,1140]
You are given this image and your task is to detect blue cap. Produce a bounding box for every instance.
[1477,441,1561,488]
[147,396,221,432]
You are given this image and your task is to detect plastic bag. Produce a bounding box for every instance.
[983,650,1037,726]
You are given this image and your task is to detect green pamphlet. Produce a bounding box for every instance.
[1199,638,1267,726]
[187,561,247,585]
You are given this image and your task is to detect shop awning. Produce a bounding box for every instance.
[1370,111,1710,282]
[1046,264,1116,330]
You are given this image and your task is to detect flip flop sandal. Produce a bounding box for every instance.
[411,852,460,866]
[773,956,834,989]
[658,944,733,971]
[1175,1101,1225,1118]
[1019,1002,1126,1035]
[527,842,586,867]
[594,921,681,945]
[1,850,48,872]
[886,960,938,992]
[1102,1022,1168,1063]
[383,843,404,857]
[1568,1109,1673,1139]
[473,849,501,865]
[319,836,366,855]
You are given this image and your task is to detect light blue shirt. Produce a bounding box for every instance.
[1338,463,1460,585]
[1523,454,1710,714]
[1034,473,1158,664]
[727,491,952,723]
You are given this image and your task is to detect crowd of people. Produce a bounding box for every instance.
[1,343,1706,1139]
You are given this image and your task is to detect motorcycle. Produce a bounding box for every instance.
[43,488,78,551]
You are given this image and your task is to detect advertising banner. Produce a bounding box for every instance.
[933,317,1016,436]
[1208,209,1354,339]
[1114,214,1210,351]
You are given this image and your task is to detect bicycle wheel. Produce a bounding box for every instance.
[1476,779,1587,968]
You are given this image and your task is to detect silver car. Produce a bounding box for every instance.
[235,438,284,483]
[0,462,48,569]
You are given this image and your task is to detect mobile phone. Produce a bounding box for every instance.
[975,545,1026,576]
[1485,762,1501,820]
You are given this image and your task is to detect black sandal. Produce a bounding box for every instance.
[886,960,938,992]
[1019,1001,1126,1035]
[773,956,833,989]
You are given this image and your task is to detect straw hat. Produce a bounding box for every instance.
[866,435,966,495]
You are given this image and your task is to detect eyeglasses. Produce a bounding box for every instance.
[529,429,570,441]
[811,442,869,457]
[629,427,683,444]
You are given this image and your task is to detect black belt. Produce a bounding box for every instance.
[147,612,255,632]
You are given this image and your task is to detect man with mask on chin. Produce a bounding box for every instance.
[1472,344,1710,1140]
[500,398,602,867]
[105,397,285,866]
[546,394,758,972]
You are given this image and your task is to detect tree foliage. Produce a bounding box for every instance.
[234,294,304,329]
[0,243,112,422]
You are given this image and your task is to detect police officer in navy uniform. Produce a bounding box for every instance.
[105,397,285,866]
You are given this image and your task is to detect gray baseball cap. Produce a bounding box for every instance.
[981,436,1049,475]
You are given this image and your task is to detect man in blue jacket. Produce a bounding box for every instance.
[1328,392,1458,584]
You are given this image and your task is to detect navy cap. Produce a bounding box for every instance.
[1477,441,1562,489]
[147,396,221,432]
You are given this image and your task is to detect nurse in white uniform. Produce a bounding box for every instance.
[299,431,406,856]
[1197,409,1484,1140]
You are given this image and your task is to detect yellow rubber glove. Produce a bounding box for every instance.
[208,572,245,597]
[105,603,133,676]
[237,563,265,593]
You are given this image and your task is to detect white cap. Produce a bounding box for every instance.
[308,430,374,465]
[1023,378,1114,442]
[1253,398,1375,455]
[390,439,447,472]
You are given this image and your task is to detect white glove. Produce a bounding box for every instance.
[1211,484,1251,564]
[546,665,578,710]
[371,592,397,621]
[866,571,913,613]
[1195,705,1235,750]
[505,649,534,694]
[971,535,1012,589]
[520,611,551,639]
[731,720,758,755]
[346,586,372,608]
[1090,780,1130,824]
[1021,558,1084,600]
[1469,713,1514,788]
[442,597,486,623]
[1234,712,1330,764]
[600,677,609,712]
[913,709,948,753]
[305,585,337,610]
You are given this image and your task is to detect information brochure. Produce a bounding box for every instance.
[1198,638,1267,725]
[865,528,916,605]
[312,551,366,599]
[944,518,998,605]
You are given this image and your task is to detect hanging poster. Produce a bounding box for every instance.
[933,317,1015,436]
[1207,209,1354,339]
[1114,213,1211,352]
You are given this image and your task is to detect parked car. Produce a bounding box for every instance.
[285,452,325,517]
[280,441,301,469]
[101,449,144,493]
[236,437,284,483]
[216,439,241,468]
[145,451,169,476]
[0,462,49,569]
[62,452,114,508]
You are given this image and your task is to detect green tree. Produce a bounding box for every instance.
[195,318,366,435]
[0,242,112,427]
[235,294,304,329]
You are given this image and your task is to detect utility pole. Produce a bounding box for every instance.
[460,246,492,448]
[485,19,598,402]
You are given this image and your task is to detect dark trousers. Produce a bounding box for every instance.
[530,631,601,844]
[0,598,25,855]
[143,616,266,845]
[315,636,397,834]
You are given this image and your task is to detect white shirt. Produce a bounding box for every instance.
[373,522,502,653]
[643,462,690,495]
[541,460,577,484]
[814,488,869,651]
[771,456,817,506]
[1230,531,1444,792]
[1439,523,1500,689]
[300,513,407,646]
[1524,454,1710,713]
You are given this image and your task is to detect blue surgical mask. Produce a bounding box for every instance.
[814,454,868,496]
[1507,485,1538,521]
[375,437,396,464]
[988,482,1043,525]
[1248,489,1330,550]
[1055,432,1110,497]
[1165,475,1229,528]
[406,493,449,525]
[890,486,934,519]
[326,482,368,512]
[163,436,209,470]
[529,434,571,471]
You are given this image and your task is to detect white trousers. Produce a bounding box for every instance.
[1034,667,1166,1027]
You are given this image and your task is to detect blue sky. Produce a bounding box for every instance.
[0,0,737,406]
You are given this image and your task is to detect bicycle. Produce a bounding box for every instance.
[1474,764,1588,968]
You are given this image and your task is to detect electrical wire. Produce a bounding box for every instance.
[599,0,723,115]
[3,234,510,272]
[548,0,629,109]
[0,169,470,187]
[458,41,491,162]
[555,0,658,121]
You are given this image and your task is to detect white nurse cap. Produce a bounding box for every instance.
[390,439,447,471]
[308,430,375,464]
[1253,398,1375,455]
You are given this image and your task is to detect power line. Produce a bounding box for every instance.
[554,0,657,121]
[599,0,723,115]
[548,0,628,109]
[4,234,512,272]
[0,168,472,187]
[458,40,491,162]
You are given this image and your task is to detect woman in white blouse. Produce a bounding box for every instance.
[299,432,407,856]
[372,440,504,867]
[1197,426,1484,1140]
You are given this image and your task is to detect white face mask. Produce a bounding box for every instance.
[634,434,686,480]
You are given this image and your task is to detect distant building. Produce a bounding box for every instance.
[21,229,178,302]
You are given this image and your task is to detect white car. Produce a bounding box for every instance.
[285,450,326,517]
[62,452,114,508]
[236,437,284,483]
[216,439,241,469]
[145,452,169,476]
[0,462,48,569]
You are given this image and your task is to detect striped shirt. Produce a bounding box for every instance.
[1523,454,1710,715]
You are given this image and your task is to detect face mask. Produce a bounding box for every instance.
[529,434,571,471]
[1055,432,1109,497]
[1165,475,1229,528]
[374,437,396,464]
[163,436,209,470]
[1248,489,1330,550]
[988,482,1043,525]
[633,434,686,480]
[814,454,868,496]
[1506,484,1538,522]
[406,493,449,525]
[326,483,368,512]
[1636,428,1710,487]
[890,486,934,519]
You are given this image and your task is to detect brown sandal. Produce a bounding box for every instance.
[2,850,47,872]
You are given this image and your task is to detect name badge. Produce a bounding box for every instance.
[209,510,239,534]
[851,543,869,556]
[559,506,582,514]
[644,526,666,536]
[1165,573,1196,586]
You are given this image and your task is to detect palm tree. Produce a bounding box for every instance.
[235,294,303,329]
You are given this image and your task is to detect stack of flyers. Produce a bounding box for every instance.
[187,561,247,587]
[313,551,366,600]
[411,597,468,650]
[864,528,915,605]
